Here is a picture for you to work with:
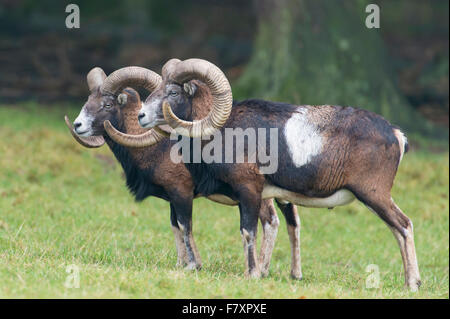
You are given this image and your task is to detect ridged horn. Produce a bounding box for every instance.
[64,115,105,148]
[99,66,167,147]
[103,120,169,148]
[161,58,232,138]
[101,66,162,96]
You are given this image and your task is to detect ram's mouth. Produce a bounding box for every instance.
[140,119,166,129]
[138,119,152,128]
[75,130,91,137]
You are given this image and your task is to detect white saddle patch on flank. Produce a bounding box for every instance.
[284,108,323,167]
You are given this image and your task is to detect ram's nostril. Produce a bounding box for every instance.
[74,122,82,129]
[138,112,146,120]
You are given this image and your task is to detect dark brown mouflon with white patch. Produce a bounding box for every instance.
[106,58,421,291]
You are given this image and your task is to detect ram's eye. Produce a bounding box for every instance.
[169,91,178,97]
[103,102,112,109]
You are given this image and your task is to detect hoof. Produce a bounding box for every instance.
[407,279,421,292]
[258,259,270,278]
[291,271,303,281]
[246,269,262,279]
[185,262,202,271]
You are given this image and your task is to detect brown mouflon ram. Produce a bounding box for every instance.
[105,59,421,291]
[65,67,302,278]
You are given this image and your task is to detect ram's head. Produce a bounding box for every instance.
[65,66,166,148]
[101,58,233,148]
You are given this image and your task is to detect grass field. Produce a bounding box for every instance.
[0,102,448,298]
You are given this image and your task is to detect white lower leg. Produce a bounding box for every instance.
[242,229,261,278]
[287,213,302,279]
[178,223,202,270]
[259,214,279,277]
[391,224,421,291]
[171,226,187,267]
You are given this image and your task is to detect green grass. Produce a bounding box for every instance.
[0,102,448,298]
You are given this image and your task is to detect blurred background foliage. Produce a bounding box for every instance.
[0,0,448,141]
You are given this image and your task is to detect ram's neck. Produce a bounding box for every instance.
[190,80,213,121]
[121,103,147,135]
[104,108,160,175]
[104,118,128,157]
[104,130,153,202]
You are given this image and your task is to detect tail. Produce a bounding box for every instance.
[393,128,408,163]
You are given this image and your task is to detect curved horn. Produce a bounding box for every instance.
[87,67,106,92]
[99,66,167,147]
[101,66,162,96]
[161,58,232,138]
[103,121,169,148]
[162,58,182,79]
[64,116,105,148]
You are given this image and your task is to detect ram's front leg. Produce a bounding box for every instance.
[172,198,202,270]
[238,186,262,279]
[170,203,188,267]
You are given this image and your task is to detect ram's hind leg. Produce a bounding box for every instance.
[388,201,421,291]
[276,200,302,280]
[258,199,279,277]
[354,189,421,291]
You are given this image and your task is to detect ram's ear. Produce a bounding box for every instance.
[183,82,197,97]
[117,93,128,107]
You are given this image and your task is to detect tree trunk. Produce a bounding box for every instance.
[236,0,444,138]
